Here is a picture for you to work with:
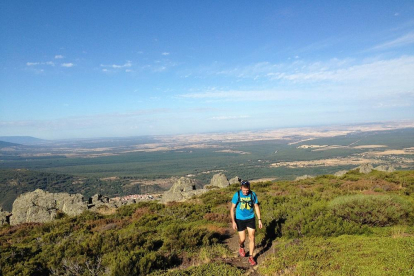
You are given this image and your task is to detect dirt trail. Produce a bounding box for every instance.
[223,224,275,275]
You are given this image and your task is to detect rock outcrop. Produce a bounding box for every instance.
[161,177,205,203]
[334,170,348,177]
[229,176,241,185]
[356,163,374,174]
[10,189,87,225]
[336,164,395,177]
[161,173,235,203]
[295,175,315,181]
[209,173,230,188]
[9,190,123,225]
[374,165,395,172]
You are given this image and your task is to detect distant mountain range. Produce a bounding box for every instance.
[0,136,47,145]
[0,141,21,147]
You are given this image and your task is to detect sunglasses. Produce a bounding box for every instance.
[241,180,250,186]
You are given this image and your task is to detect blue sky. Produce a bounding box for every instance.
[1,1,414,139]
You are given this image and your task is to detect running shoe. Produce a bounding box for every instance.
[248,256,257,266]
[239,247,246,257]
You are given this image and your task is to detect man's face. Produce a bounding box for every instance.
[241,186,250,195]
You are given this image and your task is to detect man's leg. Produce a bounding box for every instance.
[247,227,255,257]
[238,230,246,256]
[238,230,246,245]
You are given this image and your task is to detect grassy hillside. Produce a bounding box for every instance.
[1,170,414,275]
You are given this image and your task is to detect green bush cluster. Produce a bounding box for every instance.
[259,235,414,276]
[265,196,370,238]
[0,199,228,276]
[329,194,414,226]
[1,170,414,275]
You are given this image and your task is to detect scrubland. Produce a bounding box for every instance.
[1,169,413,275]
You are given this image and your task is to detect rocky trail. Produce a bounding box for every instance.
[223,224,276,275]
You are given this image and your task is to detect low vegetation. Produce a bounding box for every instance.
[1,170,414,275]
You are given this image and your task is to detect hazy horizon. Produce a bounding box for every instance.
[1,120,413,142]
[1,1,414,140]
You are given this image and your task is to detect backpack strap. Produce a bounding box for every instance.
[236,190,241,208]
[236,190,257,208]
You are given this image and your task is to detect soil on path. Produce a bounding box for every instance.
[223,224,275,276]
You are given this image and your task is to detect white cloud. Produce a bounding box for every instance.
[162,52,170,56]
[180,56,414,104]
[101,61,132,69]
[370,32,414,51]
[55,55,64,59]
[179,90,291,101]
[61,63,74,67]
[26,61,55,66]
[215,56,414,87]
[210,115,250,120]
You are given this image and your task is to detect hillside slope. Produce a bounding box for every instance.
[1,170,413,275]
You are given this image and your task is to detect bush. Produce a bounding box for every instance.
[259,235,414,276]
[329,194,414,226]
[281,200,370,238]
[162,223,220,252]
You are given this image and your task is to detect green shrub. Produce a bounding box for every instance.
[281,200,370,238]
[116,203,142,217]
[162,223,220,252]
[199,190,232,206]
[329,194,414,226]
[259,236,414,276]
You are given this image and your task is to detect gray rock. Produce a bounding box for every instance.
[334,170,348,177]
[229,176,240,185]
[210,173,230,188]
[10,189,87,225]
[356,163,374,174]
[374,165,395,172]
[295,175,315,181]
[170,177,197,193]
[88,194,117,212]
[161,177,205,203]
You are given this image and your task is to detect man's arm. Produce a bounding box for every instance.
[254,204,263,229]
[230,203,237,230]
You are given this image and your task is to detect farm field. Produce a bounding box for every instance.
[1,124,414,210]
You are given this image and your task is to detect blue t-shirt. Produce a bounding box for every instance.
[231,190,259,220]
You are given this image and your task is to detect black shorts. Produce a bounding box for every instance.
[235,217,256,231]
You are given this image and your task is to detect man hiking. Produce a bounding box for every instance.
[230,179,262,266]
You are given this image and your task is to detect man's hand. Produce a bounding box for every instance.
[258,220,263,229]
[232,221,238,231]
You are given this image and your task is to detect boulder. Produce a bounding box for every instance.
[209,173,230,188]
[170,177,197,193]
[356,163,374,174]
[88,194,118,213]
[229,176,241,185]
[161,177,205,203]
[295,175,315,181]
[374,165,395,172]
[10,189,87,225]
[334,170,348,177]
